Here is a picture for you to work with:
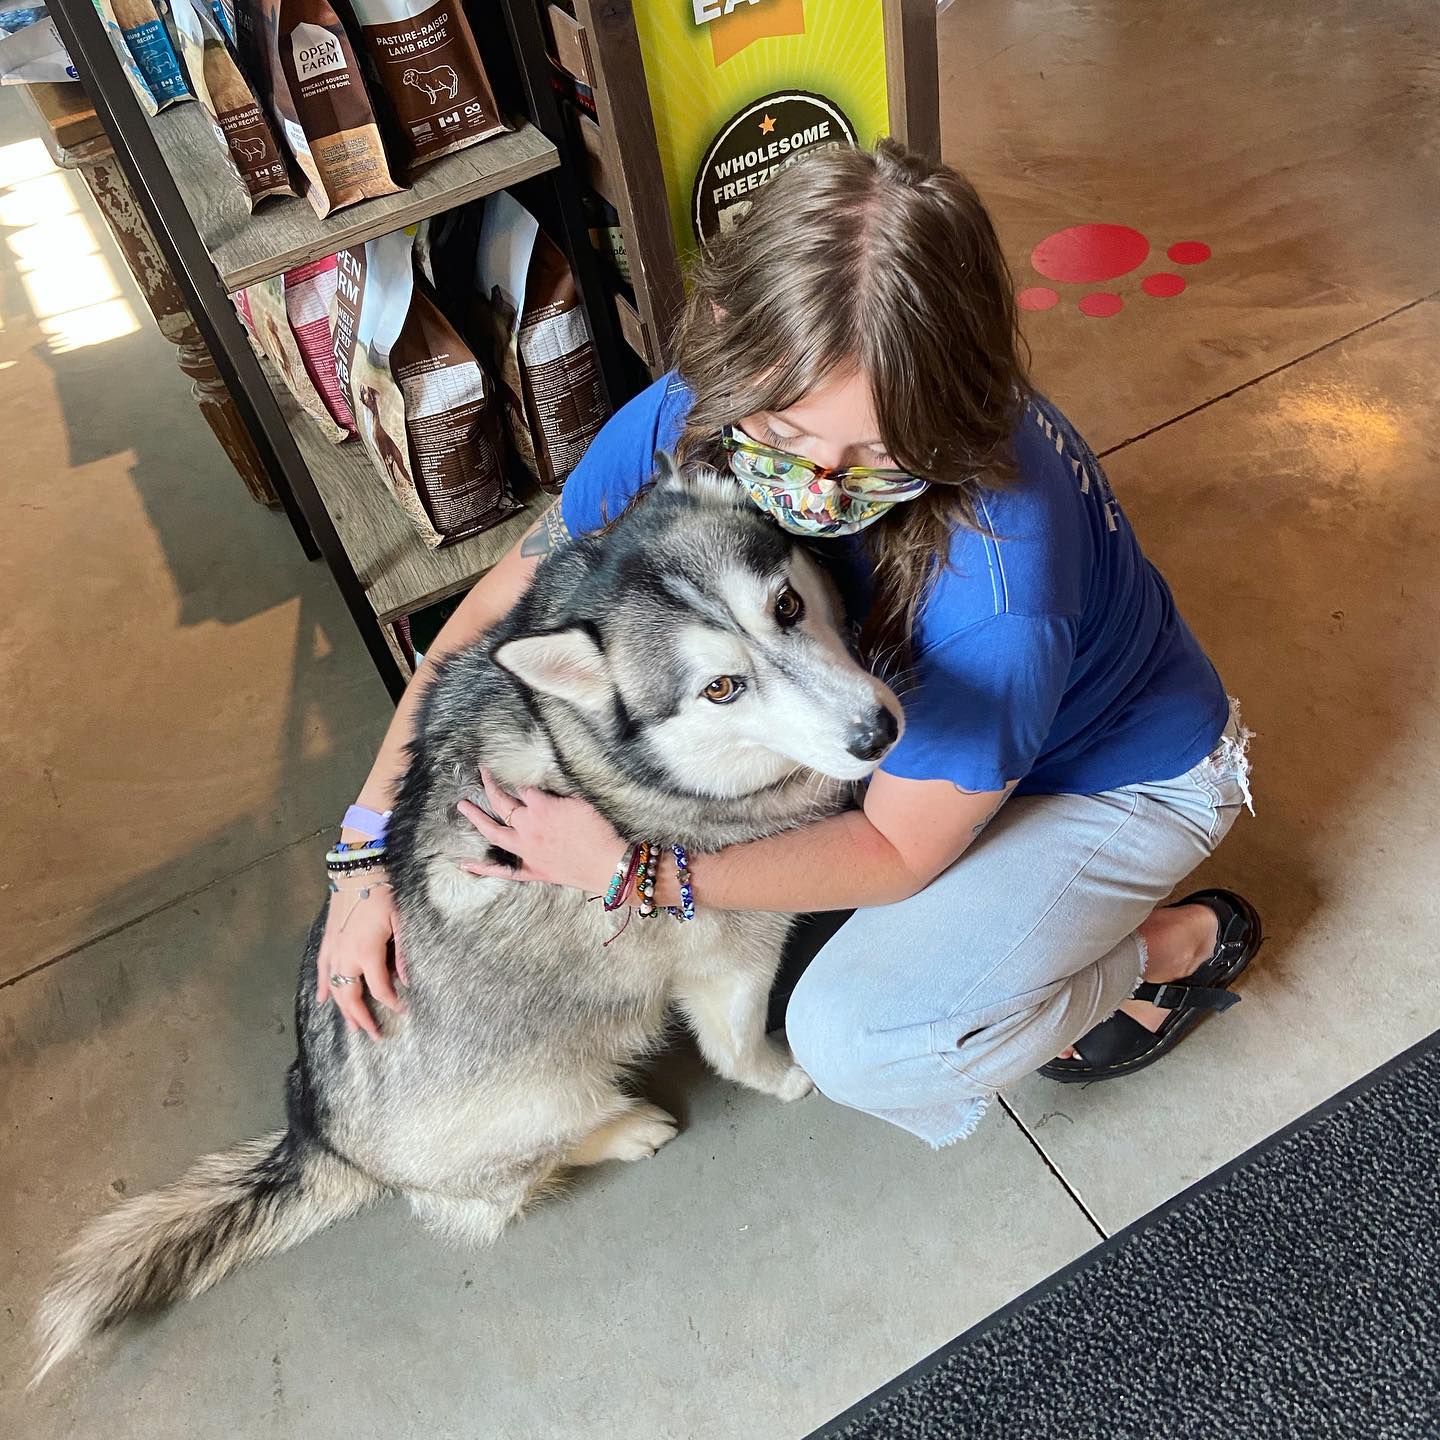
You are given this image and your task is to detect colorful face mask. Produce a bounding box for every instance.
[732,471,895,535]
[720,425,929,538]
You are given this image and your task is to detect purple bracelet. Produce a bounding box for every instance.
[342,804,391,841]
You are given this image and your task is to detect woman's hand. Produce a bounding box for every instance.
[457,770,624,892]
[316,872,408,1041]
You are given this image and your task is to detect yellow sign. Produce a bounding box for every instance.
[632,0,891,259]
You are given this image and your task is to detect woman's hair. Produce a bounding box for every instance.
[673,138,1031,672]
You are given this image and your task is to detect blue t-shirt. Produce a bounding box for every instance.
[559,374,1230,797]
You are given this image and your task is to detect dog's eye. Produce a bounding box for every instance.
[774,585,805,627]
[702,675,745,704]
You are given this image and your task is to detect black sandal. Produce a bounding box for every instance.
[1038,888,1262,1084]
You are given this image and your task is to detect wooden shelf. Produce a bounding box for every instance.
[278,387,543,624]
[22,81,107,157]
[149,101,560,292]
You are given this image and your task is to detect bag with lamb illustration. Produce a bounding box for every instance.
[347,0,509,172]
[173,0,294,209]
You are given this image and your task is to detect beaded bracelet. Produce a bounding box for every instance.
[326,841,387,875]
[326,860,388,879]
[635,842,695,922]
[633,841,656,917]
[672,844,696,922]
[603,842,643,912]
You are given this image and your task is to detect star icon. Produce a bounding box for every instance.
[759,113,776,135]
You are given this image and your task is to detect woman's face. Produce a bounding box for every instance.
[729,367,922,537]
[736,367,894,471]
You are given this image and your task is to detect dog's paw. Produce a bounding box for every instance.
[737,1059,817,1100]
[772,1063,815,1103]
[733,1049,815,1102]
[611,1104,680,1161]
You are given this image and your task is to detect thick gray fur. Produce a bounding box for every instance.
[35,459,901,1380]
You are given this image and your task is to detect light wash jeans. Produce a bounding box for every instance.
[784,702,1254,1148]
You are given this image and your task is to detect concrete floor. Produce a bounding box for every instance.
[3,0,1439,1434]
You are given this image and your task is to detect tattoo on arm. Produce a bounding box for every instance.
[520,502,571,558]
[961,783,1018,841]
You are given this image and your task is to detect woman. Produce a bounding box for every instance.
[319,141,1258,1148]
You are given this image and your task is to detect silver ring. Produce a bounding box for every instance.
[329,973,362,987]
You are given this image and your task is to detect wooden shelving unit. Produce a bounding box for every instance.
[49,0,635,700]
[280,385,543,625]
[150,102,560,291]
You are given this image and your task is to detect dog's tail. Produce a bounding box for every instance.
[33,1128,384,1383]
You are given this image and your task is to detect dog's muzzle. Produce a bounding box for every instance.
[846,706,901,762]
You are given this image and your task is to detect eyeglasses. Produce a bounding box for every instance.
[720,426,931,502]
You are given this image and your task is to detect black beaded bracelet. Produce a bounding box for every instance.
[325,856,389,876]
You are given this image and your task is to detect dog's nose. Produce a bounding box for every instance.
[847,706,900,761]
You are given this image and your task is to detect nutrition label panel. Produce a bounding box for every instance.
[399,358,485,418]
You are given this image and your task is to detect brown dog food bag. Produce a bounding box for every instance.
[233,0,400,218]
[233,276,349,442]
[173,0,295,209]
[333,230,519,548]
[475,192,606,492]
[346,0,510,172]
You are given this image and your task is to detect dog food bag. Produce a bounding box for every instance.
[413,205,483,314]
[583,189,631,287]
[476,192,605,492]
[101,0,191,107]
[206,0,235,41]
[283,256,355,434]
[83,0,163,112]
[234,276,350,442]
[333,230,517,548]
[0,3,50,34]
[346,0,509,172]
[233,0,399,218]
[173,0,294,209]
[0,12,79,86]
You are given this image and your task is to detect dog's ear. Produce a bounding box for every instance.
[652,449,686,493]
[493,628,612,711]
[652,450,749,511]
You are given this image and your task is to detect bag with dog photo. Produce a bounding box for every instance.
[283,256,355,434]
[233,0,400,218]
[347,0,510,172]
[173,0,295,209]
[332,229,518,548]
[475,192,605,492]
[234,273,350,442]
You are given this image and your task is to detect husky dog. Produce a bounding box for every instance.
[36,458,902,1379]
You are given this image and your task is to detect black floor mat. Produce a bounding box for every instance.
[809,1030,1440,1440]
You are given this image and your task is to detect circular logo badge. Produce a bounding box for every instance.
[691,90,858,246]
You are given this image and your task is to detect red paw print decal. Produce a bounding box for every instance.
[1016,224,1212,317]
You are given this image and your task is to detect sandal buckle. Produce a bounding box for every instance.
[1147,983,1185,1010]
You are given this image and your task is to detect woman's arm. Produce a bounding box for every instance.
[346,513,557,823]
[319,509,556,1036]
[460,770,1018,913]
[671,772,1017,911]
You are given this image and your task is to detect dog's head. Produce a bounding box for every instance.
[493,456,903,799]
